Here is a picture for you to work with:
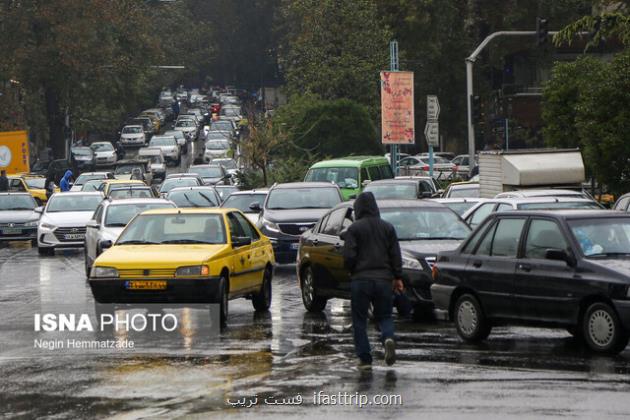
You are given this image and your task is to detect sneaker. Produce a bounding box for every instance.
[358,360,372,370]
[384,338,396,366]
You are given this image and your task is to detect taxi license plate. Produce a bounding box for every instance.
[290,242,300,250]
[2,228,22,235]
[126,281,167,290]
[64,233,85,240]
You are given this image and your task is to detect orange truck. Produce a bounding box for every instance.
[0,130,30,174]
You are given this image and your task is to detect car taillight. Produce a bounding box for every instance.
[422,165,429,171]
[431,264,439,281]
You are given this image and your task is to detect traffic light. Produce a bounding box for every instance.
[536,17,548,46]
[471,95,481,123]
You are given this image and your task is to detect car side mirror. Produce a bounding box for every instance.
[34,206,43,214]
[232,236,252,248]
[86,220,100,229]
[545,249,576,267]
[99,239,113,250]
[361,180,371,187]
[249,202,262,212]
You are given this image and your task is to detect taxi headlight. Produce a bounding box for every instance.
[91,266,119,278]
[402,255,422,271]
[176,265,209,277]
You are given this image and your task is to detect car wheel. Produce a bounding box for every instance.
[454,294,491,342]
[252,267,272,311]
[300,266,327,312]
[38,246,53,256]
[582,302,629,354]
[219,276,228,329]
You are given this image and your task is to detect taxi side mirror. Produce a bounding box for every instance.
[34,206,43,214]
[232,236,252,248]
[100,240,113,250]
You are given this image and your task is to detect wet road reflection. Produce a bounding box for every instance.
[1,244,630,418]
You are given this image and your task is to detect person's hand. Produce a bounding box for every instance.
[393,278,404,293]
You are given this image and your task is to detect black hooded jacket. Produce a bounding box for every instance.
[342,192,403,281]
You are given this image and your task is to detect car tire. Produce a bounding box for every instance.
[300,266,327,312]
[582,302,629,354]
[219,276,228,329]
[38,246,53,256]
[454,294,491,342]
[252,267,272,312]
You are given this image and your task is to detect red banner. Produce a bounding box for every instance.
[380,71,414,145]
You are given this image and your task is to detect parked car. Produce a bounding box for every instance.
[88,208,275,327]
[431,210,630,354]
[119,125,147,147]
[36,192,104,255]
[220,190,268,225]
[0,193,41,244]
[297,199,471,314]
[364,179,436,200]
[84,198,175,275]
[90,142,118,167]
[71,147,96,172]
[188,164,231,185]
[462,197,603,228]
[138,147,166,181]
[166,186,222,208]
[257,182,343,264]
[442,182,480,198]
[449,154,478,179]
[70,172,115,192]
[398,155,454,178]
[148,135,180,165]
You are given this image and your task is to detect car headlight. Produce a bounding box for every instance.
[261,218,280,233]
[24,220,39,227]
[40,222,56,230]
[91,266,119,278]
[176,265,209,277]
[402,255,422,271]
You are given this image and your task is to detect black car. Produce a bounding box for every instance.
[297,200,471,314]
[0,193,41,244]
[188,164,232,185]
[431,210,630,354]
[363,179,437,200]
[257,182,343,264]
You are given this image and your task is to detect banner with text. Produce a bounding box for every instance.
[380,71,415,145]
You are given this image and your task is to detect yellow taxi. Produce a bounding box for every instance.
[101,179,147,197]
[7,175,58,204]
[88,208,275,327]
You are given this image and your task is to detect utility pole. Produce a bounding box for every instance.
[389,40,399,175]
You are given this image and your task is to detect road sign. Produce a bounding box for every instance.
[424,121,439,147]
[380,71,415,145]
[427,95,440,120]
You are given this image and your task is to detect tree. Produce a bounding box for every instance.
[240,115,283,186]
[554,1,630,49]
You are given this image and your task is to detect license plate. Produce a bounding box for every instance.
[64,233,85,240]
[290,242,300,250]
[2,228,22,235]
[126,281,167,290]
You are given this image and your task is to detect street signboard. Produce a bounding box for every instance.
[380,71,415,144]
[424,121,439,147]
[427,95,440,120]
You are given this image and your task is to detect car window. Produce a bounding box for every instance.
[10,179,26,192]
[524,219,569,259]
[321,208,346,236]
[615,196,630,211]
[475,221,498,256]
[360,168,369,183]
[367,166,382,181]
[226,213,245,238]
[462,218,494,254]
[93,204,104,223]
[469,203,496,227]
[317,214,330,234]
[378,164,394,179]
[491,218,526,257]
[496,203,512,212]
[233,212,260,241]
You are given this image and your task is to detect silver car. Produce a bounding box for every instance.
[119,125,146,146]
[148,135,180,165]
[84,198,175,276]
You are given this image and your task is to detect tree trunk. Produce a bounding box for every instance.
[44,87,66,159]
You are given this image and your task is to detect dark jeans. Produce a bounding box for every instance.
[351,279,394,364]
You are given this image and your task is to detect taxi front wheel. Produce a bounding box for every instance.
[252,268,272,311]
[219,276,228,329]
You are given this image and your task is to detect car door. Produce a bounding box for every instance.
[226,212,254,293]
[316,207,351,295]
[466,216,527,318]
[232,211,266,290]
[303,214,334,289]
[514,218,577,323]
[85,204,104,263]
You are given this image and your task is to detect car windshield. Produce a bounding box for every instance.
[109,188,154,199]
[0,195,36,210]
[441,201,477,215]
[206,140,229,150]
[91,143,113,152]
[364,183,417,199]
[266,187,341,210]
[72,148,92,156]
[222,194,266,212]
[190,166,223,178]
[145,155,163,164]
[569,218,630,257]
[81,180,104,192]
[206,132,231,140]
[381,208,470,240]
[159,178,199,193]
[221,108,240,116]
[105,203,173,227]
[115,165,142,175]
[215,187,239,200]
[47,195,101,212]
[213,159,236,169]
[150,137,176,146]
[24,178,46,189]
[122,126,142,134]
[304,167,359,189]
[211,122,232,131]
[176,120,195,127]
[518,201,601,210]
[117,213,227,245]
[74,174,106,185]
[449,187,480,198]
[167,190,220,207]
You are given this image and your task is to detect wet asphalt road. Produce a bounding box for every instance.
[1,141,630,419]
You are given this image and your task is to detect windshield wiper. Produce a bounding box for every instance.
[198,192,217,206]
[587,252,630,258]
[117,240,159,245]
[182,193,201,208]
[105,223,127,227]
[160,239,217,244]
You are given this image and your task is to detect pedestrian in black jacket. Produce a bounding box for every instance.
[342,192,403,367]
[0,170,8,192]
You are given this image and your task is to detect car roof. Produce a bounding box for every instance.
[496,189,585,197]
[141,208,231,215]
[103,179,146,185]
[105,198,172,206]
[51,191,103,196]
[123,124,143,128]
[190,164,221,168]
[77,172,111,176]
[271,182,339,189]
[449,182,479,188]
[479,197,596,204]
[228,189,268,195]
[432,198,483,204]
[309,156,389,168]
[168,186,217,192]
[331,198,447,211]
[490,209,628,220]
[0,192,32,197]
[367,179,423,186]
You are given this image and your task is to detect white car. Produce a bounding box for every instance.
[174,119,198,140]
[37,192,104,255]
[148,135,180,165]
[220,190,268,225]
[70,172,115,192]
[90,142,118,167]
[163,129,187,149]
[84,198,175,275]
[119,125,146,146]
[204,139,231,162]
[137,147,166,180]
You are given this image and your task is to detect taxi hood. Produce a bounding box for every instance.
[95,244,231,269]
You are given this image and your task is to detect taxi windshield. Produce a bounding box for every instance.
[117,213,227,245]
